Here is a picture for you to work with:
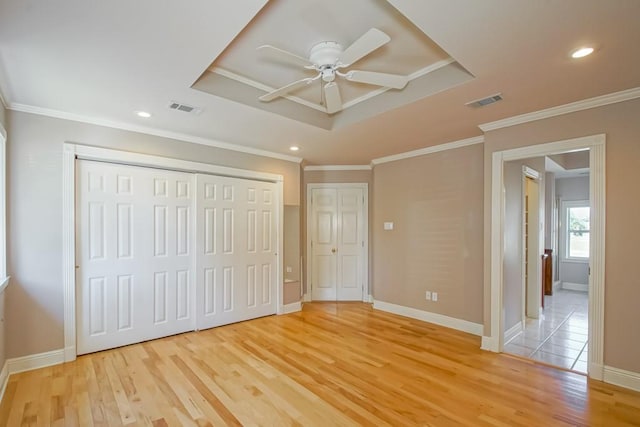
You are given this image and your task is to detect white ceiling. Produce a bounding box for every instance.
[1,0,639,165]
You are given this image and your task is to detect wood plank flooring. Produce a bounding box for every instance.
[1,302,639,426]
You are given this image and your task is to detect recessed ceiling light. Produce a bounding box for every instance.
[571,47,594,59]
[289,146,300,152]
[136,111,152,118]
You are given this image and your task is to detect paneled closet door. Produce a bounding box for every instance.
[195,174,278,330]
[309,186,365,301]
[76,160,195,355]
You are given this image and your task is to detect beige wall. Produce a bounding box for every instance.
[283,205,301,305]
[302,169,373,295]
[6,110,301,358]
[373,144,484,324]
[483,97,640,373]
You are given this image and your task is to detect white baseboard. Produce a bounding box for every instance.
[553,280,562,292]
[365,294,373,303]
[504,321,524,344]
[604,366,640,392]
[562,282,588,292]
[302,293,311,302]
[0,348,65,403]
[6,348,65,375]
[373,300,483,336]
[282,301,302,314]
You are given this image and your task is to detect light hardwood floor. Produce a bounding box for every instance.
[1,302,639,426]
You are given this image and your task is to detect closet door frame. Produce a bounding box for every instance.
[63,143,284,362]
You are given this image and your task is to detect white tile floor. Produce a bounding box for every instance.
[504,289,589,373]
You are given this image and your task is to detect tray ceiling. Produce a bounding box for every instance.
[193,0,474,129]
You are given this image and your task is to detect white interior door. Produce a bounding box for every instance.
[76,160,195,355]
[196,174,278,329]
[309,185,366,301]
[310,188,338,300]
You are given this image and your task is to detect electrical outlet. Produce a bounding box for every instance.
[432,292,438,302]
[286,266,292,273]
[425,291,431,301]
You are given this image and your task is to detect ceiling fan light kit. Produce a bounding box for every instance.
[257,28,409,114]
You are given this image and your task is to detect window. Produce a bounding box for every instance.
[563,200,590,260]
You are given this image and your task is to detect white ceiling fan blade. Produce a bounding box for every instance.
[324,82,342,114]
[337,28,391,67]
[259,77,315,102]
[346,70,409,89]
[257,45,314,68]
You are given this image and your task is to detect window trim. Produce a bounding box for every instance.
[561,199,590,262]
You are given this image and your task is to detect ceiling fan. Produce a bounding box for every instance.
[257,28,409,114]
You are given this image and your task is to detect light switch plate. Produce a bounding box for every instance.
[384,222,394,230]
[432,292,438,302]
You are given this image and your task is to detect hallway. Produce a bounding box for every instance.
[504,289,588,373]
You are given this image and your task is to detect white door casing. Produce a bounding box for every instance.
[76,160,195,354]
[486,134,605,382]
[196,174,278,330]
[307,184,368,301]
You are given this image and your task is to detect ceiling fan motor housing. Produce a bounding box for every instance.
[309,41,343,68]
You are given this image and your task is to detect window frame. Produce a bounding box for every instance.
[561,199,590,262]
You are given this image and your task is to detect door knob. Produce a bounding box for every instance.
[331,248,336,253]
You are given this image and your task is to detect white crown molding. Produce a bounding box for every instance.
[371,135,484,166]
[8,103,303,164]
[373,299,483,336]
[304,165,372,171]
[479,86,640,132]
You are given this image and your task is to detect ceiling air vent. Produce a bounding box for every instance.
[465,93,503,108]
[168,101,202,114]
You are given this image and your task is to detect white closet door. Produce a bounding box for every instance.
[196,174,278,330]
[336,188,364,300]
[310,186,365,301]
[310,188,338,300]
[76,160,195,355]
